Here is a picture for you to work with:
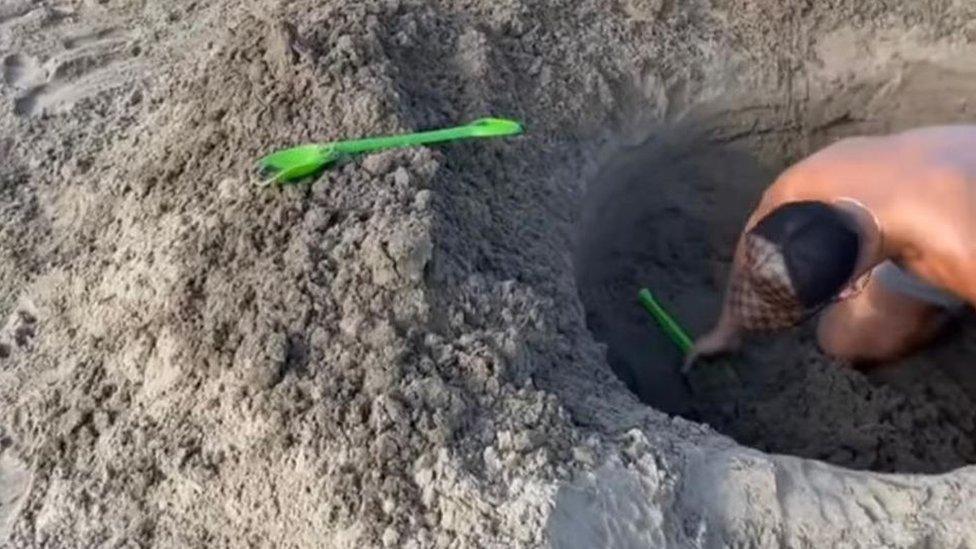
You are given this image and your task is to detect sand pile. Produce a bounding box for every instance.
[2,0,976,546]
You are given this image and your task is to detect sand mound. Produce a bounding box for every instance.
[2,0,976,546]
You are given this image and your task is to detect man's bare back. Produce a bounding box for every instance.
[758,126,976,300]
[689,125,976,365]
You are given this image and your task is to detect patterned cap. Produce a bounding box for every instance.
[728,234,806,330]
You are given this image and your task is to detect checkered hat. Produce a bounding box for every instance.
[728,234,806,331]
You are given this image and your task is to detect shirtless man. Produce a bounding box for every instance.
[688,125,976,367]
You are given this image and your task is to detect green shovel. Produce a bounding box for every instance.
[257,117,523,186]
[638,288,693,355]
[638,288,741,385]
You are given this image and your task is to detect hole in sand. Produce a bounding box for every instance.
[577,60,976,474]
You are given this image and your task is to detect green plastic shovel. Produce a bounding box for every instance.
[257,117,523,186]
[638,288,742,386]
[638,288,693,355]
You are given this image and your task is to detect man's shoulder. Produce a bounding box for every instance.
[895,124,976,140]
[817,125,976,155]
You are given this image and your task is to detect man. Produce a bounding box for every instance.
[688,125,976,368]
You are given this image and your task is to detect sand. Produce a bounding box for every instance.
[3,0,976,547]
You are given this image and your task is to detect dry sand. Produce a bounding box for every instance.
[2,0,976,547]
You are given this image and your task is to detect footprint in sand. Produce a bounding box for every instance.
[2,54,39,87]
[3,26,143,117]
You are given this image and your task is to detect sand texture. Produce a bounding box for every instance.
[2,0,976,547]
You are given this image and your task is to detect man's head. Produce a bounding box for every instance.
[729,201,861,330]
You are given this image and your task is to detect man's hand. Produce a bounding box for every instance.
[683,324,741,373]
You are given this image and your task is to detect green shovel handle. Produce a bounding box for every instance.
[638,288,694,354]
[330,118,523,155]
[257,118,523,185]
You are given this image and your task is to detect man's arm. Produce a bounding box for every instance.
[684,184,794,370]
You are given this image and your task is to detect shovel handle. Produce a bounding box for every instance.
[638,289,693,354]
[331,118,523,155]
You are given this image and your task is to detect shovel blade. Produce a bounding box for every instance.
[258,145,338,184]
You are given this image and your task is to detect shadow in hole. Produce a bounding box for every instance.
[575,125,772,416]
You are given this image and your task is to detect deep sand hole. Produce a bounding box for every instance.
[576,61,976,474]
